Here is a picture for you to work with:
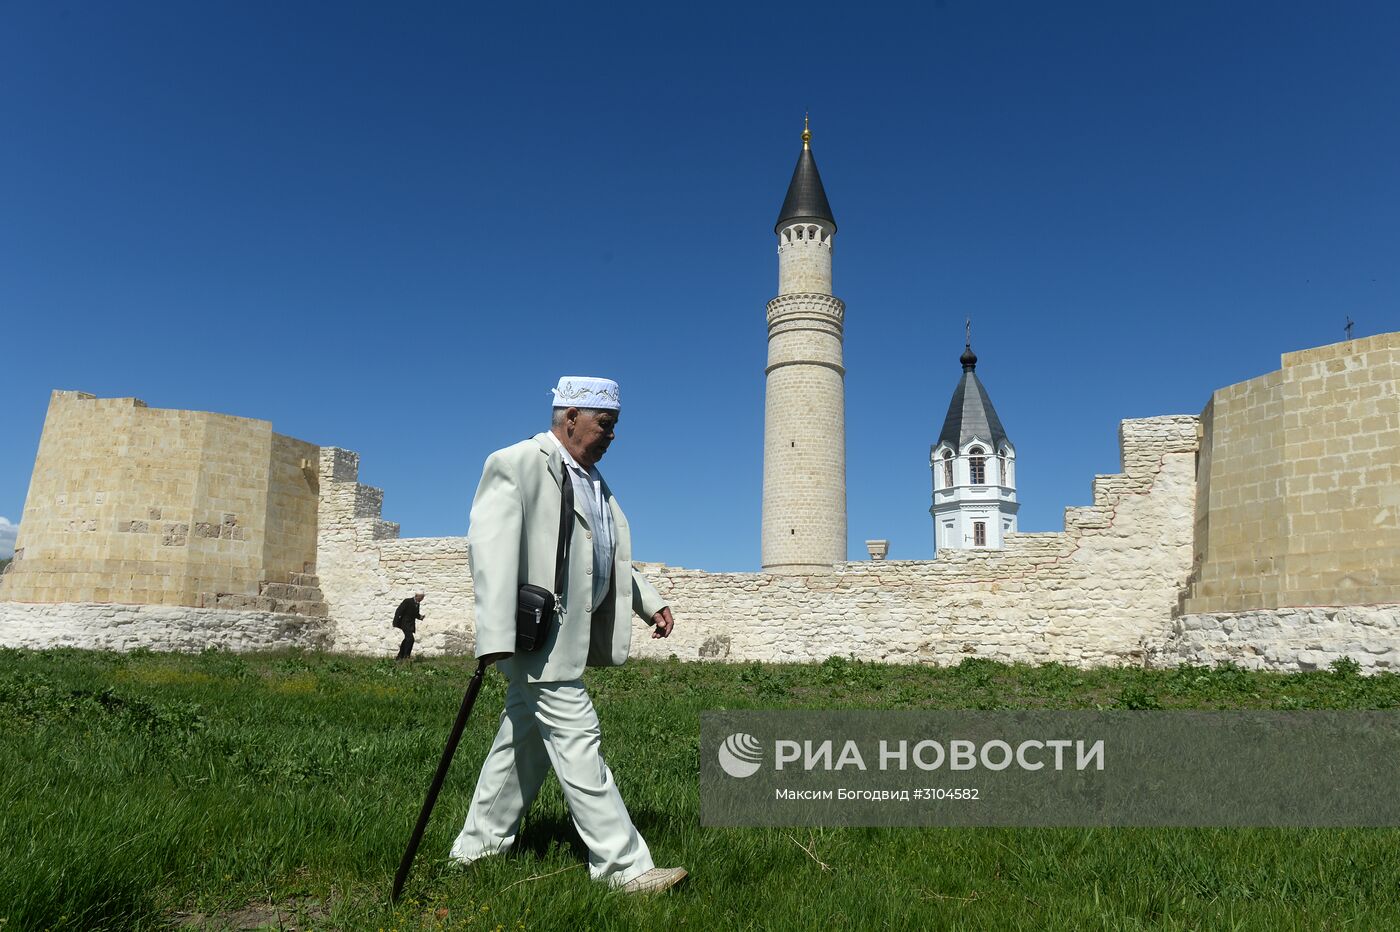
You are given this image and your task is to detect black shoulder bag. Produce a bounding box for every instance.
[515,473,574,652]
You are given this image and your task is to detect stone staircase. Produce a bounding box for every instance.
[198,565,329,617]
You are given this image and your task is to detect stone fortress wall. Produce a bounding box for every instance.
[1,391,321,612]
[637,416,1199,667]
[1165,331,1400,671]
[293,414,1198,666]
[1180,332,1400,613]
[3,335,1398,671]
[312,447,473,657]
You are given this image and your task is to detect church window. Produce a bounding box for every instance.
[942,451,953,488]
[968,447,986,485]
[973,522,987,547]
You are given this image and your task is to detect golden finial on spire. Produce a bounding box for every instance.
[802,112,811,149]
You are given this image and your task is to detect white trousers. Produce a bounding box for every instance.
[449,676,654,886]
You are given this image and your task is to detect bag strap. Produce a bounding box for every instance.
[554,471,575,603]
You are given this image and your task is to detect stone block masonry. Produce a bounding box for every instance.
[636,416,1202,668]
[312,447,474,657]
[3,332,1398,673]
[1163,605,1400,673]
[1180,332,1400,613]
[299,416,1208,667]
[0,391,319,609]
[0,602,330,653]
[762,250,847,573]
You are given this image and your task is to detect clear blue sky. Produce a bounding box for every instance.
[2,2,1397,569]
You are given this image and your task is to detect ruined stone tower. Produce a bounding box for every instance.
[761,118,847,573]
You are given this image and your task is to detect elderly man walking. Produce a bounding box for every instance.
[393,591,425,661]
[450,377,687,894]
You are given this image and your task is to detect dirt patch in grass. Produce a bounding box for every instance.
[170,896,330,931]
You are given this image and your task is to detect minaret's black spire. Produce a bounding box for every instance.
[775,115,837,233]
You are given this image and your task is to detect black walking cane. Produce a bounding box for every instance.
[391,657,489,903]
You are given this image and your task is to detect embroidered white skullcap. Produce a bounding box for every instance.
[550,376,621,410]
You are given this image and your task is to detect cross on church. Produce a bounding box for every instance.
[965,317,971,346]
[1345,316,1355,340]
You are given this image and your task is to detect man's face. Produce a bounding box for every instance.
[414,594,424,603]
[570,407,619,467]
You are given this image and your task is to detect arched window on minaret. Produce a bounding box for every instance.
[968,446,986,485]
[942,450,954,488]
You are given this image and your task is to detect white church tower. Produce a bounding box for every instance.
[761,118,847,573]
[930,333,1018,554]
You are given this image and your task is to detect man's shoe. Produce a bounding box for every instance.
[619,867,688,895]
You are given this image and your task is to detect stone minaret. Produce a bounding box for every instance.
[761,118,847,574]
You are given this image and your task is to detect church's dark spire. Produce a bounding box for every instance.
[775,115,837,233]
[938,329,1010,450]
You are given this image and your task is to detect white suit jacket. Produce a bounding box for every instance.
[468,432,669,682]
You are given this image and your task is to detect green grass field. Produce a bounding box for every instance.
[3,647,1399,931]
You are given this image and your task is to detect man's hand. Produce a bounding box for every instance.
[650,607,674,638]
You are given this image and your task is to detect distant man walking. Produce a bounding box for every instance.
[393,591,425,661]
[450,376,687,895]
